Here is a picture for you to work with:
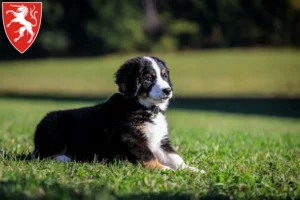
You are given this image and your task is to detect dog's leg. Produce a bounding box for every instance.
[157,151,199,172]
[142,157,172,171]
[156,138,200,172]
[123,137,172,171]
[33,112,68,161]
[162,153,199,172]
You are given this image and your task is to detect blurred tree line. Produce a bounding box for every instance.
[1,0,300,60]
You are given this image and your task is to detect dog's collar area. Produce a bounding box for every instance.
[150,105,161,116]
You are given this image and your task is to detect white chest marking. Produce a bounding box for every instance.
[144,113,168,155]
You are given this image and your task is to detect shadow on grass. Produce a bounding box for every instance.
[0,180,110,200]
[1,179,297,200]
[0,92,300,118]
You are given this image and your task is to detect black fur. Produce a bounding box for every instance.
[32,56,173,165]
[114,57,144,98]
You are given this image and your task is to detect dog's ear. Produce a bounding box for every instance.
[114,57,144,98]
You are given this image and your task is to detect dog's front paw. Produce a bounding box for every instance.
[186,166,199,172]
[162,166,174,172]
[183,166,206,173]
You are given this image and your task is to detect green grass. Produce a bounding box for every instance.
[0,49,300,199]
[0,98,299,199]
[0,49,300,97]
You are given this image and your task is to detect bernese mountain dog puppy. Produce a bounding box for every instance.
[31,56,198,172]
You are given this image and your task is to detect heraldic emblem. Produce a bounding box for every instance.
[2,2,42,54]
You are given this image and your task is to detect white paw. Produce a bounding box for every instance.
[162,166,174,171]
[56,155,71,163]
[185,167,206,174]
[186,166,199,172]
[181,165,205,173]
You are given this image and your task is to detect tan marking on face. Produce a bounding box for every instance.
[161,69,166,76]
[151,71,156,77]
[142,158,165,170]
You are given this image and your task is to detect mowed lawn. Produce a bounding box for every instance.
[0,98,299,199]
[0,49,300,97]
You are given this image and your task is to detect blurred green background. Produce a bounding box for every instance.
[1,0,300,59]
[0,50,300,97]
[1,0,300,117]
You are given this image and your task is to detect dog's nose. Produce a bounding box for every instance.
[162,88,172,95]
